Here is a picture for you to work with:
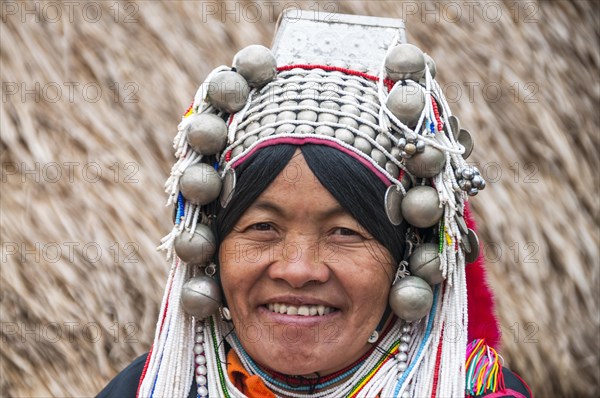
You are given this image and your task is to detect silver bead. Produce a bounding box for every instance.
[404,143,416,155]
[275,123,296,134]
[277,111,297,122]
[294,124,315,134]
[335,128,354,144]
[358,125,376,139]
[370,149,386,167]
[180,163,222,205]
[468,187,479,196]
[246,121,260,134]
[174,224,216,265]
[321,100,340,111]
[360,112,377,125]
[397,361,408,372]
[196,364,207,375]
[181,276,222,318]
[385,43,426,82]
[258,127,276,138]
[409,243,444,285]
[404,145,446,178]
[207,71,250,113]
[185,113,228,155]
[299,99,319,108]
[230,145,244,159]
[405,132,417,143]
[341,95,359,105]
[280,100,298,108]
[195,355,207,365]
[260,114,277,126]
[399,342,409,352]
[389,276,433,322]
[197,386,209,397]
[401,185,443,228]
[318,113,339,124]
[340,104,361,117]
[471,175,484,189]
[397,352,408,362]
[415,140,426,153]
[344,86,362,96]
[376,134,392,152]
[315,125,335,136]
[233,45,277,88]
[297,110,318,122]
[194,344,205,355]
[387,85,426,127]
[391,147,403,161]
[385,162,400,179]
[353,137,372,154]
[339,116,358,130]
[243,135,258,149]
[321,90,341,100]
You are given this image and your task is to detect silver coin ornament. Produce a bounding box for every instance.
[401,185,443,228]
[384,185,403,225]
[220,168,236,208]
[181,276,222,319]
[463,228,481,264]
[409,243,444,285]
[180,163,222,205]
[233,45,277,88]
[207,71,250,113]
[457,128,474,159]
[385,43,426,82]
[185,113,228,155]
[448,115,460,138]
[174,224,216,265]
[389,276,434,322]
[423,53,436,79]
[387,84,425,127]
[403,144,446,178]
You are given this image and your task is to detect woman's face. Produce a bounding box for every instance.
[219,149,395,376]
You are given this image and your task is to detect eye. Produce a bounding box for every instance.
[251,222,273,231]
[333,227,358,236]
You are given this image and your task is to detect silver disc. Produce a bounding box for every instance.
[455,215,468,235]
[458,129,474,159]
[448,115,460,138]
[464,229,480,263]
[220,168,236,208]
[384,185,403,225]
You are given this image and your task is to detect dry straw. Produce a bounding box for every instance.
[1,1,598,397]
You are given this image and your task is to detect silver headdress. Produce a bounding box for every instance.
[139,11,497,398]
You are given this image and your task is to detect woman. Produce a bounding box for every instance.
[99,35,531,397]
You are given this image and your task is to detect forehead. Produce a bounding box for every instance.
[250,149,345,219]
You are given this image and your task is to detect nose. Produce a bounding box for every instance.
[267,237,332,289]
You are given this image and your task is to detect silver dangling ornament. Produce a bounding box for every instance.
[185,113,228,155]
[408,243,444,285]
[401,185,443,228]
[389,275,434,322]
[384,43,426,82]
[386,84,425,127]
[179,163,222,205]
[403,144,446,178]
[207,71,250,113]
[367,330,379,344]
[181,274,222,319]
[233,45,277,88]
[174,224,216,265]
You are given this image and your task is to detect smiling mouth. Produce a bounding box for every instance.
[266,303,338,316]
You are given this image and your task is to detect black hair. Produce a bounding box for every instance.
[214,144,406,266]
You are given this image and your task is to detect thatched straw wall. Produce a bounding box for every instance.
[1,1,598,396]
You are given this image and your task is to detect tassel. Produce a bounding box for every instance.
[465,339,505,396]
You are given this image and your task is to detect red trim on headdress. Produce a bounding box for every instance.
[464,203,500,349]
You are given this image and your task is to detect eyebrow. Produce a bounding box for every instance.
[250,200,349,220]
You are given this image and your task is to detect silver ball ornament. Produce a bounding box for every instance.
[409,243,444,285]
[181,276,222,319]
[389,276,434,322]
[185,113,228,155]
[174,224,216,265]
[401,186,443,228]
[384,44,426,82]
[233,45,277,88]
[387,84,425,127]
[404,145,446,178]
[207,71,250,113]
[423,53,436,79]
[179,163,222,205]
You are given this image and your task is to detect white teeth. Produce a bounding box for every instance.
[298,305,309,316]
[267,303,335,316]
